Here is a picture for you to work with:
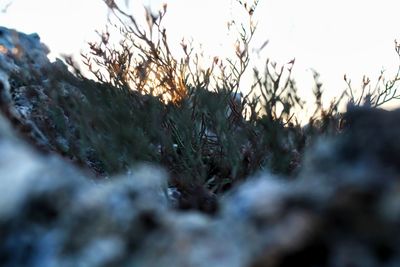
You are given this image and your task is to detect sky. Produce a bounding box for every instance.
[1,0,400,110]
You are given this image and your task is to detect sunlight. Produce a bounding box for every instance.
[1,0,399,110]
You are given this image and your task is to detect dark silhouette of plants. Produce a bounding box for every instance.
[69,0,400,186]
[83,1,187,103]
[14,0,397,212]
[344,40,400,108]
[75,0,271,188]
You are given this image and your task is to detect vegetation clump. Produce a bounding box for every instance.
[4,0,400,212]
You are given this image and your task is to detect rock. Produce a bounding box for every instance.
[0,26,50,105]
[340,106,400,172]
[0,27,105,175]
[0,26,50,71]
[0,112,91,265]
[0,116,171,266]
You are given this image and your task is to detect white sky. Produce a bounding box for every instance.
[1,0,400,110]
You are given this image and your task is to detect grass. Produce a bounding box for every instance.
[4,0,400,211]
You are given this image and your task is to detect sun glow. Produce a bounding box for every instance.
[1,0,400,110]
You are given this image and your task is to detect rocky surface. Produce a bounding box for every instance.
[0,27,400,267]
[0,26,106,175]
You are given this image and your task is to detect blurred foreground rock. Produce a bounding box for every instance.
[0,27,400,267]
